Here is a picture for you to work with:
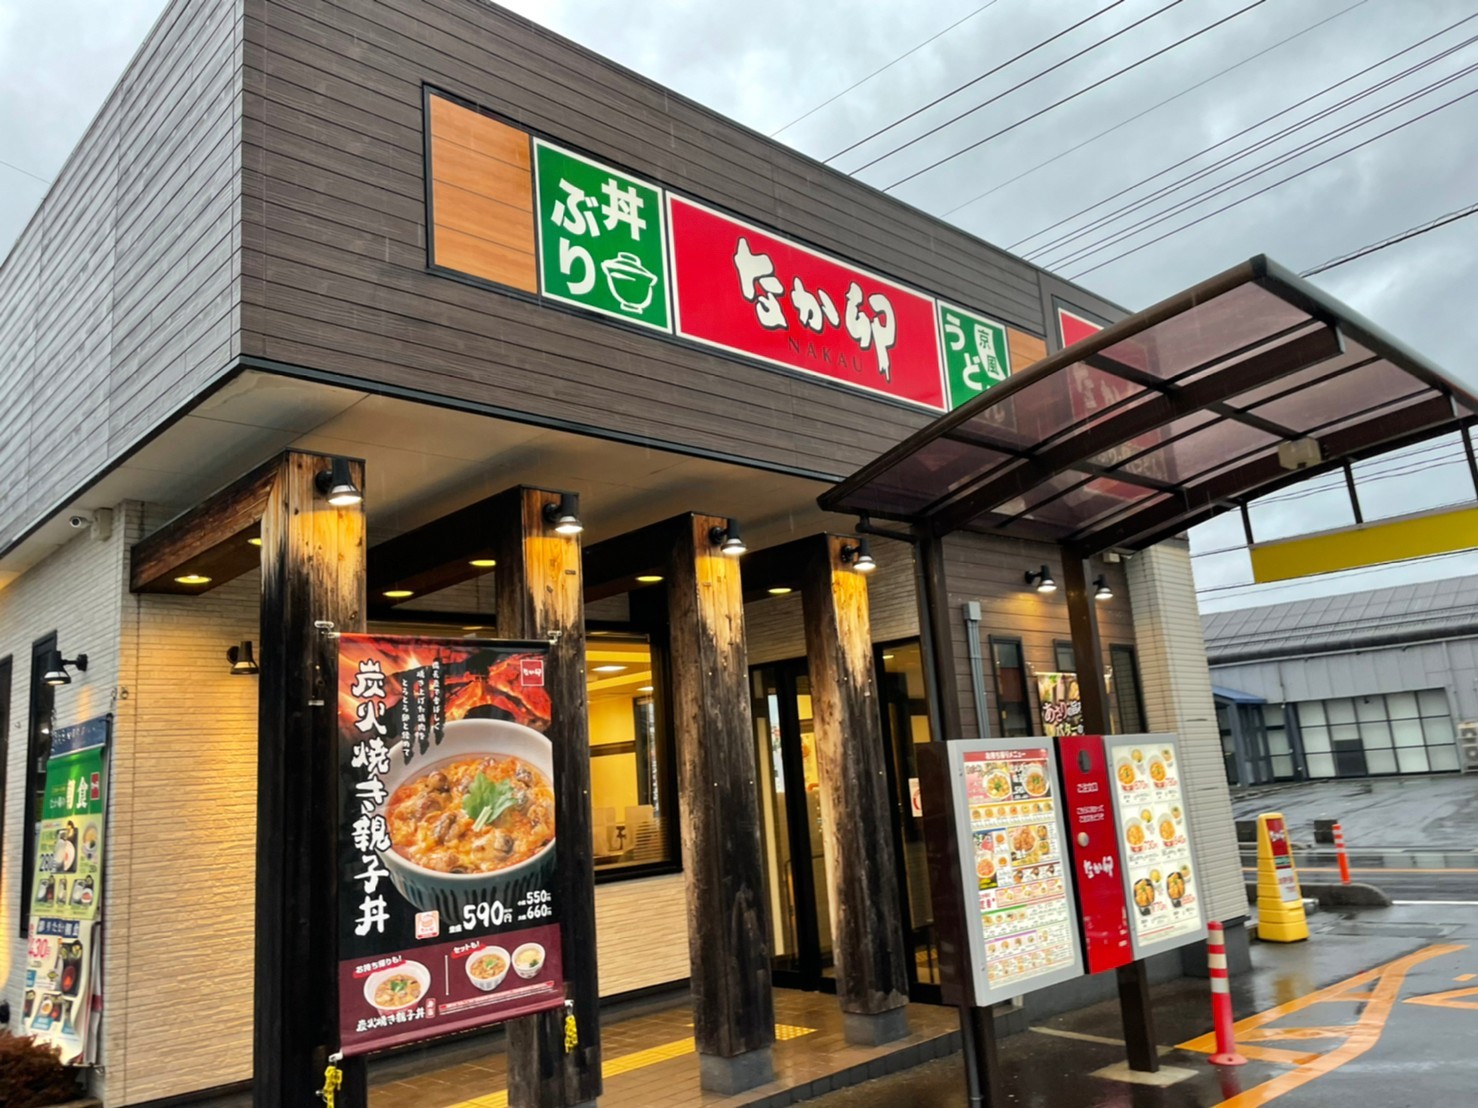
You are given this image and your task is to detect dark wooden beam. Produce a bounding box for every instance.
[927,326,1343,535]
[668,514,775,1093]
[366,493,514,604]
[493,487,602,1108]
[800,534,910,1044]
[130,456,280,593]
[580,514,689,602]
[254,453,367,1107]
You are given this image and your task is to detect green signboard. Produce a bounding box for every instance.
[32,716,108,921]
[939,301,1011,410]
[533,139,671,332]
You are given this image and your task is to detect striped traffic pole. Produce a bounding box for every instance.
[1334,821,1351,885]
[1207,921,1247,1067]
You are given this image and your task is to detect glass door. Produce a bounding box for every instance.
[750,662,834,991]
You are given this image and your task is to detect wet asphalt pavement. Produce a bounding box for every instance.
[810,903,1478,1107]
[1230,775,1478,849]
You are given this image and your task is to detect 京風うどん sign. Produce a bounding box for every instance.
[336,635,565,1056]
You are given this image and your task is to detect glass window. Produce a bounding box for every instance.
[21,634,57,934]
[1326,698,1357,725]
[1331,724,1360,746]
[1423,716,1455,745]
[1392,719,1425,747]
[1386,692,1420,719]
[1417,689,1449,717]
[1109,644,1147,735]
[1271,754,1295,778]
[990,638,1031,738]
[1396,746,1429,774]
[587,635,674,873]
[1364,748,1398,774]
[1300,701,1327,726]
[1306,752,1337,777]
[1359,721,1392,748]
[1264,704,1286,728]
[1053,641,1077,673]
[1429,745,1461,772]
[1354,696,1387,723]
[1300,724,1331,753]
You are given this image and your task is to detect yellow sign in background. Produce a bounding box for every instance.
[1249,505,1478,584]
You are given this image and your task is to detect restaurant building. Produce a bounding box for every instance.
[2,1,1472,1105]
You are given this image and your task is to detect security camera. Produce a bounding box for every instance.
[67,514,91,529]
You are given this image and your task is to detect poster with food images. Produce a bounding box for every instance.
[22,917,96,1064]
[1108,737,1205,955]
[1035,672,1084,737]
[336,635,565,1056]
[31,717,109,922]
[953,742,1082,1004]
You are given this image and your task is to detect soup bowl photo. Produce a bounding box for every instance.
[465,946,511,992]
[364,960,431,1016]
[512,942,546,980]
[377,719,557,920]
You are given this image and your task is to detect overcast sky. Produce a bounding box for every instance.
[3,0,1476,612]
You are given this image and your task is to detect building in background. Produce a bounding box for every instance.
[1205,575,1478,784]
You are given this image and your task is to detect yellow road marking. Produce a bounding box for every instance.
[1176,943,1466,1108]
[1226,1045,1321,1066]
[1404,986,1478,1011]
[1457,974,1476,982]
[443,1024,818,1108]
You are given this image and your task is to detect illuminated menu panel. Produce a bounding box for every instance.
[1107,737,1205,954]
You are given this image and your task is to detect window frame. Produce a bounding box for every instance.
[988,635,1033,738]
[21,633,57,935]
[1107,642,1148,735]
[1051,639,1077,674]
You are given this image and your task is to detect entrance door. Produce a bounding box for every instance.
[750,662,834,991]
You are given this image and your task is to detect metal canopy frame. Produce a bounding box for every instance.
[819,256,1478,553]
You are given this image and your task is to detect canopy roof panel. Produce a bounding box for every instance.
[820,257,1478,553]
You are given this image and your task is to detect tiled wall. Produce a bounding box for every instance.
[1126,541,1248,925]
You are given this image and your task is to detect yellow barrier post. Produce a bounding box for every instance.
[1255,812,1309,942]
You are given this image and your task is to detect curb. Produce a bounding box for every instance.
[1245,880,1392,908]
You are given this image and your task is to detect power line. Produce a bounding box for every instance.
[824,1,1130,165]
[1007,11,1478,254]
[769,1,1007,137]
[1066,81,1478,279]
[845,0,1190,177]
[877,0,1272,194]
[1042,53,1478,270]
[941,0,1370,220]
[0,158,49,186]
[1301,199,1478,275]
[1194,548,1477,596]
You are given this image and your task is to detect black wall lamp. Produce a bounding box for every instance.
[315,457,363,507]
[1025,565,1057,594]
[42,649,88,687]
[227,641,260,676]
[840,536,877,573]
[543,492,583,536]
[710,518,746,556]
[1094,575,1113,601]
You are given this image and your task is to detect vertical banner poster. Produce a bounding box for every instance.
[24,715,110,1064]
[945,740,1083,1006]
[1056,735,1132,974]
[336,636,565,1055]
[1107,736,1206,956]
[1036,672,1084,736]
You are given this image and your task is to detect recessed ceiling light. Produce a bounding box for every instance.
[768,587,793,595]
[248,537,262,547]
[174,574,211,586]
[638,686,654,694]
[462,626,485,632]
[636,575,663,583]
[882,653,895,661]
[383,589,413,599]
[592,664,627,673]
[469,558,497,568]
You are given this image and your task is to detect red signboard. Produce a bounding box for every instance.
[668,196,946,410]
[1056,735,1132,975]
[1265,815,1300,902]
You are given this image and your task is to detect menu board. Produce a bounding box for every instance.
[946,740,1083,1005]
[1036,672,1084,737]
[336,636,565,1056]
[1107,736,1205,955]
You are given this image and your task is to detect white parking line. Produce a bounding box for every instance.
[1392,900,1478,905]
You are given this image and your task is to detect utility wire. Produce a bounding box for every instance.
[1194,548,1476,595]
[0,157,49,186]
[824,1,1129,165]
[1008,11,1478,253]
[1067,82,1478,279]
[769,0,1007,137]
[879,0,1272,194]
[1301,199,1478,275]
[846,0,1189,177]
[1048,57,1478,271]
[1038,42,1478,268]
[941,0,1370,220]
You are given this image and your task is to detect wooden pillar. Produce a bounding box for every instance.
[668,514,775,1094]
[254,453,366,1108]
[800,534,910,1044]
[493,488,601,1108]
[1062,549,1160,1074]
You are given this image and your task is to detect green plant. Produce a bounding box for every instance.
[0,1032,81,1108]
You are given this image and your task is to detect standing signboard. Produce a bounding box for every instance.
[1035,672,1084,737]
[24,715,110,1064]
[1104,735,1206,957]
[336,635,565,1056]
[933,738,1083,1005]
[1056,735,1132,975]
[1254,812,1309,942]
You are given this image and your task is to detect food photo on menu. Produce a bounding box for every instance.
[335,636,567,1054]
[1111,741,1201,945]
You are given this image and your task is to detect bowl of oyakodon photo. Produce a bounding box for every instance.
[378,718,556,918]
